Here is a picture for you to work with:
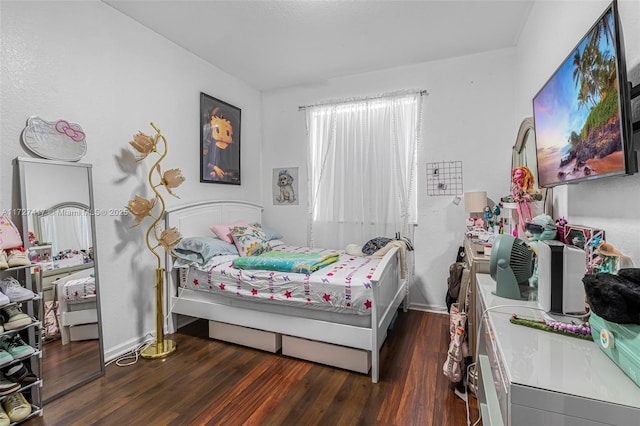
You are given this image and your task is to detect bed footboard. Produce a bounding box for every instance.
[369,246,407,382]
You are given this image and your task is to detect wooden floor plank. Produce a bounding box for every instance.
[29,310,479,426]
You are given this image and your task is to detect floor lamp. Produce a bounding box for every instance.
[126,123,184,359]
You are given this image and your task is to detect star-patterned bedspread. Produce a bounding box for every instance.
[174,244,381,314]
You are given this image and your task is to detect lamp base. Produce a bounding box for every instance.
[141,339,177,359]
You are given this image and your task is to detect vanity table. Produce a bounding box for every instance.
[463,237,490,363]
[475,273,640,426]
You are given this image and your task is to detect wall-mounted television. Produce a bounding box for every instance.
[532,0,637,188]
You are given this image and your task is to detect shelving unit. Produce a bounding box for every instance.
[0,264,43,423]
[28,245,52,265]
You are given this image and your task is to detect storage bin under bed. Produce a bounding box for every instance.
[208,320,371,374]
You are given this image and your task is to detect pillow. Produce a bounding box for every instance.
[250,222,283,241]
[210,220,248,243]
[230,225,272,257]
[172,236,238,264]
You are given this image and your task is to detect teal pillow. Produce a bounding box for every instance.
[251,223,283,241]
[172,236,238,264]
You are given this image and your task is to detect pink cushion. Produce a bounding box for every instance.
[210,220,248,243]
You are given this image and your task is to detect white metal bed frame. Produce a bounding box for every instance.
[54,267,98,345]
[164,200,408,383]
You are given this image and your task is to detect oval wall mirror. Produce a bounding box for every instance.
[512,117,552,215]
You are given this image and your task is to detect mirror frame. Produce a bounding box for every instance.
[32,201,90,250]
[16,156,105,404]
[511,117,553,216]
[512,117,535,172]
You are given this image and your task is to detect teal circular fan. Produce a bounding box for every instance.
[489,234,533,300]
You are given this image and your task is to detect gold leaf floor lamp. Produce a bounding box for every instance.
[126,123,184,359]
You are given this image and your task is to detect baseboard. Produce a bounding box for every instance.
[407,303,448,315]
[104,330,155,363]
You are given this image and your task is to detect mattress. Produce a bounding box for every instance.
[174,243,382,316]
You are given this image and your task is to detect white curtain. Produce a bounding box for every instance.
[306,91,422,249]
[40,210,91,253]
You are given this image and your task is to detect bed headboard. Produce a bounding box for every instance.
[164,200,263,238]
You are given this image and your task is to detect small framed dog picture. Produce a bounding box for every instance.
[272,167,298,205]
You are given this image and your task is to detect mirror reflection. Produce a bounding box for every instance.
[17,157,104,403]
[31,202,93,269]
[511,117,552,216]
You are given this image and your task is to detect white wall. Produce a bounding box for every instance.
[515,0,640,262]
[262,49,517,311]
[6,0,634,355]
[0,1,262,358]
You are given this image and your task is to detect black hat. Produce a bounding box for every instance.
[582,269,640,324]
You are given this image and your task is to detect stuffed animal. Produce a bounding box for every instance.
[276,169,296,203]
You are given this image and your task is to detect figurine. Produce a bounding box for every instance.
[556,216,568,243]
[511,166,537,236]
[484,206,492,227]
[591,241,634,274]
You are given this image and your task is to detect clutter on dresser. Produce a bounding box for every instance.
[583,268,640,388]
[509,314,593,340]
[590,240,634,274]
[562,224,605,273]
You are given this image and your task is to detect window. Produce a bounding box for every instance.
[305,91,422,248]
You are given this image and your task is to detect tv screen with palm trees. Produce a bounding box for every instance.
[532,0,635,188]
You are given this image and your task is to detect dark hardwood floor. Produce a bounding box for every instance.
[42,338,102,401]
[28,310,479,425]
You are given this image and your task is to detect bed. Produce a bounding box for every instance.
[54,267,98,345]
[164,200,409,383]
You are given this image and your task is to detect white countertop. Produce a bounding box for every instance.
[476,273,640,409]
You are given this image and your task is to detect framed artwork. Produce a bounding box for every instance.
[272,167,298,205]
[200,92,241,185]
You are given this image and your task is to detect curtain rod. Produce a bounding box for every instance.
[298,89,428,111]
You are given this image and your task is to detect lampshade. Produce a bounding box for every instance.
[464,191,487,213]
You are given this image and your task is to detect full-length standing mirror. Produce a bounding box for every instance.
[16,157,104,403]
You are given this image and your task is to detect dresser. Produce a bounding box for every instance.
[475,273,640,425]
[463,237,490,362]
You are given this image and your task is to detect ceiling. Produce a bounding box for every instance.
[103,0,534,92]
